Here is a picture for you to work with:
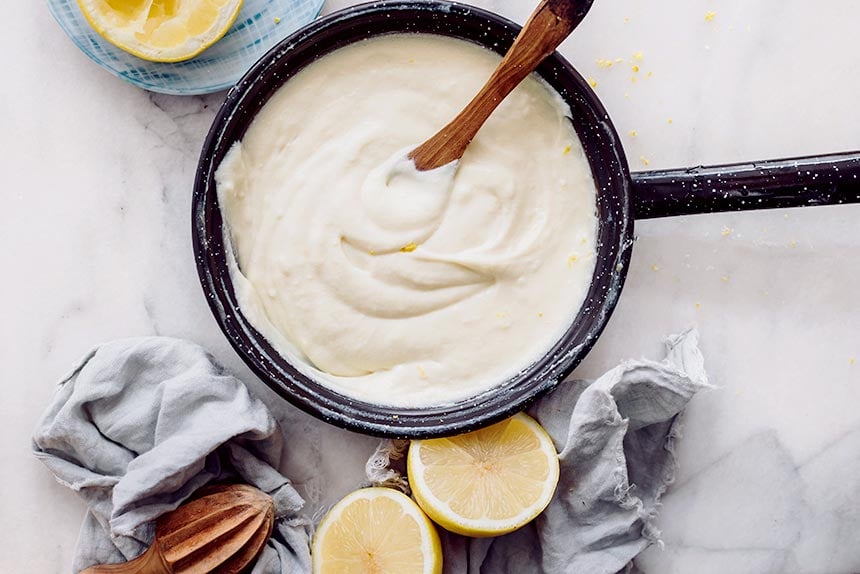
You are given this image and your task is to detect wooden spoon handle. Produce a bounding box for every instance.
[80,545,171,574]
[409,0,594,171]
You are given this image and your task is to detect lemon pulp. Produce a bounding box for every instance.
[312,487,442,574]
[77,0,243,62]
[408,413,560,537]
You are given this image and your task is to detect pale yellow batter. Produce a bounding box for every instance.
[216,34,597,407]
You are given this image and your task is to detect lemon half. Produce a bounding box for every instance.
[77,0,244,63]
[312,487,443,574]
[408,413,560,537]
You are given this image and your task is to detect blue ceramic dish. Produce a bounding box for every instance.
[45,0,324,95]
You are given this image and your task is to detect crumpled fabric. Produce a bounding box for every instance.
[34,329,708,574]
[367,329,710,574]
[31,338,310,573]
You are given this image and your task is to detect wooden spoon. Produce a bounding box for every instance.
[81,484,275,574]
[409,0,594,171]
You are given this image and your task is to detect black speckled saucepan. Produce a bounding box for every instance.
[192,0,860,438]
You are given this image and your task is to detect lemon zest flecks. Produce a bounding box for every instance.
[587,77,598,88]
[563,145,572,155]
[705,11,717,22]
[850,357,856,366]
[417,365,427,378]
[695,302,701,310]
[400,242,418,253]
[721,226,733,237]
[631,64,640,73]
[273,16,281,24]
[651,264,660,272]
[629,130,638,137]
[667,118,674,124]
[640,156,650,166]
[632,51,644,61]
[567,255,578,267]
[721,275,730,283]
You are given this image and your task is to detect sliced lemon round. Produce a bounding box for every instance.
[312,487,442,574]
[408,413,560,537]
[77,0,244,63]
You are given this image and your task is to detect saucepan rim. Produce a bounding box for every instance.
[192,0,634,438]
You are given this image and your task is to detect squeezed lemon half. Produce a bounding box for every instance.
[408,413,560,537]
[77,0,244,63]
[312,487,443,574]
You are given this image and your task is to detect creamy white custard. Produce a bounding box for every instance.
[216,34,598,407]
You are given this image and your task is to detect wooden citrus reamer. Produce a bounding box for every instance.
[80,484,275,574]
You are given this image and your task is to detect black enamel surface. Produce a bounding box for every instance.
[192,0,632,438]
[633,151,860,219]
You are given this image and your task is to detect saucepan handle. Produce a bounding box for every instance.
[630,151,860,219]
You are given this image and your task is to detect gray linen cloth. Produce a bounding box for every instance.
[31,339,311,573]
[33,329,708,574]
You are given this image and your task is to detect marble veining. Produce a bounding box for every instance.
[2,0,858,572]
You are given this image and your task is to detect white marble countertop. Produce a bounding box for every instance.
[3,0,859,572]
